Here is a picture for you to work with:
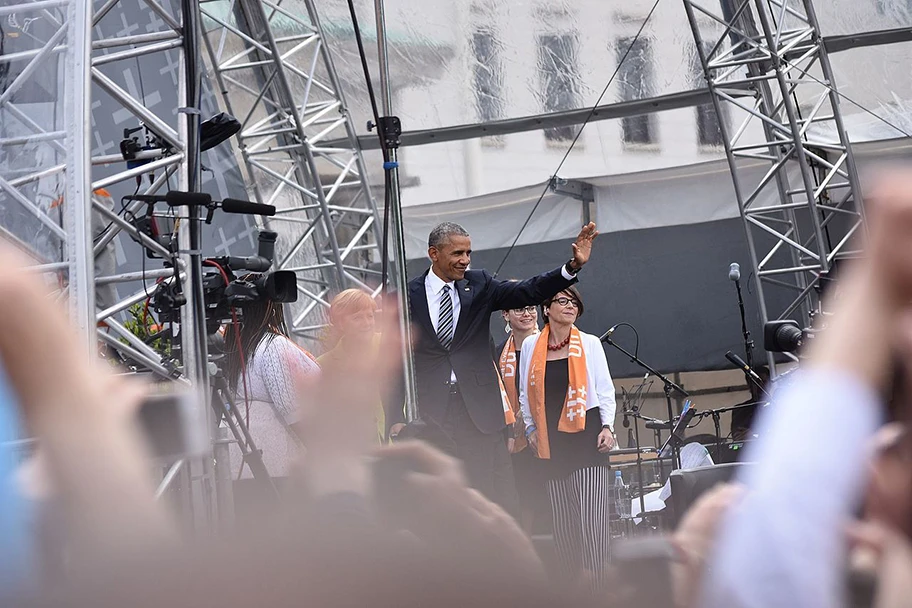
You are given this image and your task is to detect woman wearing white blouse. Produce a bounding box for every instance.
[224,300,320,479]
[518,285,617,590]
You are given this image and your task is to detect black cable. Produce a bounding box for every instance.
[493,0,663,277]
[345,0,395,291]
[346,0,383,153]
[610,321,641,360]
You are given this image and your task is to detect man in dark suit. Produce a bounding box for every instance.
[391,221,599,511]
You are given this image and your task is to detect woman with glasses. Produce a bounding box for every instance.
[496,304,541,534]
[518,286,617,590]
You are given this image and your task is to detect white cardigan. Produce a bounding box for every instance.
[518,329,617,431]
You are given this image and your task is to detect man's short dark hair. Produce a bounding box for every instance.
[428,222,470,249]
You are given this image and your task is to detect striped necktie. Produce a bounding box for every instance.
[437,284,454,349]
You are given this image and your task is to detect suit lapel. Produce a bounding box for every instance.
[451,277,475,346]
[409,272,434,340]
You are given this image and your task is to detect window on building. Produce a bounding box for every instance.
[875,0,912,15]
[691,45,726,148]
[617,36,656,146]
[471,30,504,124]
[537,34,581,142]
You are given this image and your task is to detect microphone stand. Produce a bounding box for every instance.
[620,385,647,519]
[601,333,688,470]
[630,406,647,519]
[733,276,754,369]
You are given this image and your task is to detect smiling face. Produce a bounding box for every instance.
[429,234,472,282]
[546,290,581,326]
[503,306,538,333]
[329,289,378,345]
[335,307,376,341]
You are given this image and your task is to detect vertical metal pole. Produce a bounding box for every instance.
[65,0,95,348]
[373,0,419,422]
[213,425,236,526]
[178,0,214,525]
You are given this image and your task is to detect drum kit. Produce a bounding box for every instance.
[607,373,767,536]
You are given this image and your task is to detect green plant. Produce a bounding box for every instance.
[121,302,170,356]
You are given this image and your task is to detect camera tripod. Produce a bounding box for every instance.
[208,360,279,498]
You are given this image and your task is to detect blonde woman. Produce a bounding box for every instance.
[318,289,391,443]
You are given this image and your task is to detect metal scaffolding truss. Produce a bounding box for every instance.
[683,0,865,366]
[0,0,199,377]
[200,0,382,341]
[0,0,93,343]
[0,0,223,522]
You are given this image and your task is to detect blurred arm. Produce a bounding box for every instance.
[702,264,892,608]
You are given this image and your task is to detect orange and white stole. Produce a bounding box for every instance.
[498,335,527,452]
[526,324,588,459]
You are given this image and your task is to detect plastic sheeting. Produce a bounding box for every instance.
[396,112,733,204]
[315,0,912,206]
[401,155,807,259]
[0,2,68,265]
[320,0,708,135]
[316,0,912,135]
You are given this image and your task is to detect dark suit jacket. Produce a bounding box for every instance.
[402,266,576,434]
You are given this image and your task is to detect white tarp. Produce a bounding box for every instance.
[403,137,912,258]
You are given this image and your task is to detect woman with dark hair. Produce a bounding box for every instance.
[224,300,319,479]
[518,286,617,589]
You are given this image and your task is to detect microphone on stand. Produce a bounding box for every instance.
[600,324,621,341]
[729,262,741,282]
[726,350,762,384]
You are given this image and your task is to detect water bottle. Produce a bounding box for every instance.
[614,470,631,519]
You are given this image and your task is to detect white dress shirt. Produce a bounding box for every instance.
[425,267,461,382]
[701,369,883,608]
[424,264,577,384]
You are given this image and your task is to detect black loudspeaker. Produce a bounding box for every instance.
[669,463,752,526]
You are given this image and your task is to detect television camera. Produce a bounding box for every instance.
[120,190,298,336]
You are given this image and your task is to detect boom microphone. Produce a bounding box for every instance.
[165,191,212,207]
[729,262,741,282]
[221,198,276,217]
[725,350,762,383]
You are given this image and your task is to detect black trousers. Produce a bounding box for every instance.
[441,388,519,516]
